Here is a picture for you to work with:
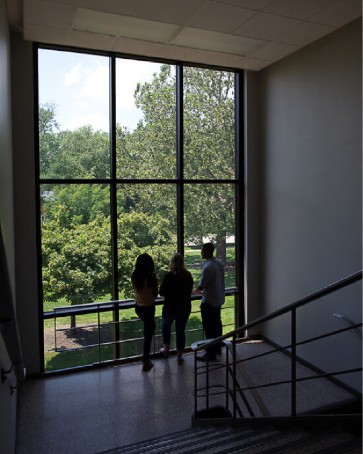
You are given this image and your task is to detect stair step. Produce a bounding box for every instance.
[97,423,362,454]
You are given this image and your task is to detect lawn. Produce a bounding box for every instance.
[43,246,236,371]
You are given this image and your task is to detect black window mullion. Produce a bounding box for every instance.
[234,70,245,331]
[110,56,120,358]
[176,64,184,255]
[110,55,118,300]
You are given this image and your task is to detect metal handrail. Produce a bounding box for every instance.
[194,271,362,351]
[43,287,238,319]
[193,270,362,420]
[333,313,362,340]
[42,288,238,370]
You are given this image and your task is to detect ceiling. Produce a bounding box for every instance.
[6,0,362,71]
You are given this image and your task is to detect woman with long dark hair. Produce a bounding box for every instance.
[132,253,158,372]
[159,253,193,365]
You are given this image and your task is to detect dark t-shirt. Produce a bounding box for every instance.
[159,271,193,316]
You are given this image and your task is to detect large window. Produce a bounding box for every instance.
[38,47,242,371]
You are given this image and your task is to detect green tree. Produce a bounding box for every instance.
[54,126,110,179]
[39,103,61,178]
[130,66,235,263]
[42,215,112,309]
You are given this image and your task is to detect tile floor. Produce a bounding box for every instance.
[16,342,356,453]
[17,353,197,454]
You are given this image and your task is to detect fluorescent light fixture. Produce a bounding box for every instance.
[73,7,179,43]
[170,27,265,56]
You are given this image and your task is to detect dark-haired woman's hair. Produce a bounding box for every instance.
[131,253,156,290]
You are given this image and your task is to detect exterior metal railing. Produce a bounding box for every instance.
[43,288,237,372]
[192,271,362,421]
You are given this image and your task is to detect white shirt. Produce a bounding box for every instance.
[199,257,225,307]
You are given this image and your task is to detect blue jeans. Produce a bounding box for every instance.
[135,305,155,360]
[162,307,190,352]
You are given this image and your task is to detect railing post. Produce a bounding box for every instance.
[232,332,237,418]
[225,342,229,412]
[194,351,198,416]
[291,308,297,417]
[54,310,57,352]
[97,306,101,363]
[114,303,120,359]
[206,356,210,410]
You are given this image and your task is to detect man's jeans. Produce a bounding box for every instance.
[200,303,223,359]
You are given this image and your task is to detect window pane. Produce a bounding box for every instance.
[38,49,110,179]
[41,184,112,312]
[117,184,177,297]
[116,60,176,179]
[184,183,235,287]
[184,67,235,179]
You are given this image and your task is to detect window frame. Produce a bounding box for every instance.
[34,43,244,370]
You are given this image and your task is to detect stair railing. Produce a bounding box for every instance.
[192,270,362,421]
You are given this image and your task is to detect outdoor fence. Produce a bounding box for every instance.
[43,289,237,372]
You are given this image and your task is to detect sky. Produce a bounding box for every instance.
[38,49,163,132]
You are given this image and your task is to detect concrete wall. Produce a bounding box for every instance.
[259,19,362,391]
[0,0,17,451]
[11,32,39,377]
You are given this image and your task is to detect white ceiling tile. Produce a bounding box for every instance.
[162,44,245,68]
[262,0,338,20]
[276,21,334,46]
[187,2,256,33]
[20,0,362,72]
[47,0,76,5]
[72,8,179,43]
[309,0,362,28]
[212,0,271,11]
[238,56,271,70]
[66,29,118,51]
[235,12,301,40]
[171,27,266,56]
[248,41,298,61]
[77,0,140,16]
[112,36,161,56]
[23,23,69,43]
[134,0,205,25]
[25,0,74,28]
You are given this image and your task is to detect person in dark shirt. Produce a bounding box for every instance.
[159,253,193,365]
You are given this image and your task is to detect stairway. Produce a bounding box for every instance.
[97,422,362,454]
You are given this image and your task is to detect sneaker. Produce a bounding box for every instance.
[177,353,184,365]
[159,347,170,358]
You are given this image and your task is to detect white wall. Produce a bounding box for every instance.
[259,19,362,391]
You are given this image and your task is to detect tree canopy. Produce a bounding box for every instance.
[40,64,236,309]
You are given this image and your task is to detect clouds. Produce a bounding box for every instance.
[64,63,82,87]
[39,49,163,133]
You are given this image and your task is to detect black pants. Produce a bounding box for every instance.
[200,303,222,359]
[135,305,155,360]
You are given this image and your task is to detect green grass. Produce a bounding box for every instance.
[43,245,236,371]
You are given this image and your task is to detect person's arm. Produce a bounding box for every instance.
[192,266,211,294]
